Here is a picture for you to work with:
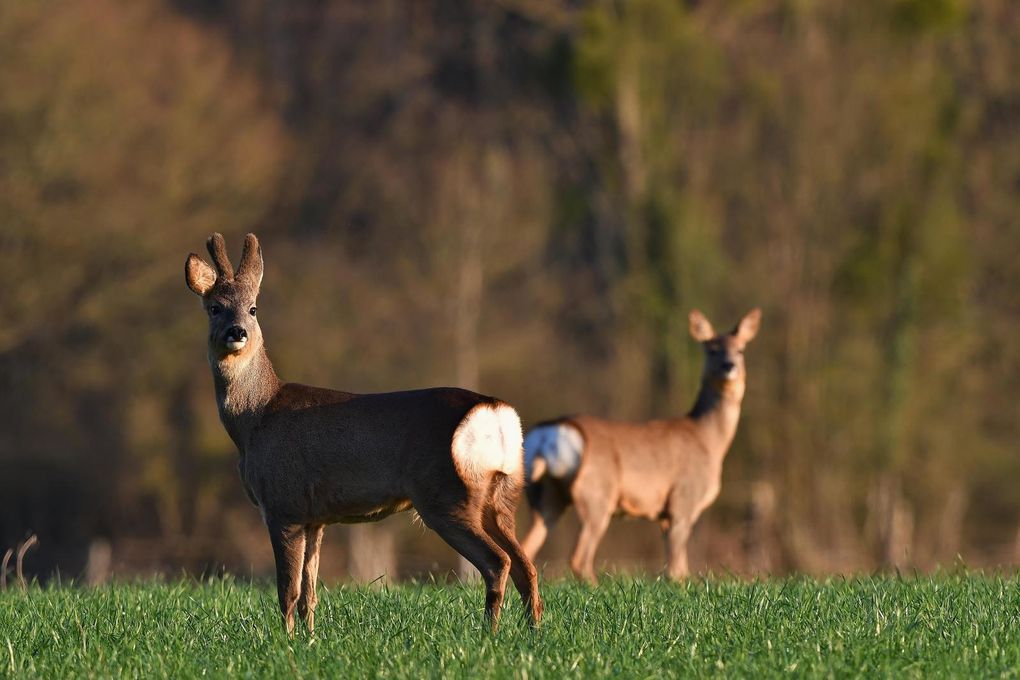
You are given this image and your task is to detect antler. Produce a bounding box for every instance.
[237,233,263,287]
[206,233,235,281]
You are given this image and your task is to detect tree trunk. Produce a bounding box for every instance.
[454,219,484,581]
[347,524,396,584]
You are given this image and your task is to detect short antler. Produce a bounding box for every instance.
[237,233,263,287]
[206,233,235,281]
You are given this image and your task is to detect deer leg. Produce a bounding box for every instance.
[298,524,325,634]
[417,505,511,630]
[482,482,543,627]
[267,521,306,636]
[521,482,568,561]
[520,513,549,561]
[665,519,693,580]
[570,506,611,584]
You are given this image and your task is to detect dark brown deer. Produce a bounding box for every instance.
[520,308,761,582]
[184,233,542,634]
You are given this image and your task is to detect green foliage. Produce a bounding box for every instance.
[3,576,1020,678]
[890,0,968,35]
[576,0,724,113]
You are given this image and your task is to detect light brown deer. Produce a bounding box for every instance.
[520,308,761,582]
[184,233,542,634]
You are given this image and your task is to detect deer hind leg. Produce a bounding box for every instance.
[267,521,307,636]
[521,480,569,561]
[298,524,325,634]
[416,501,512,631]
[570,501,612,584]
[483,474,543,627]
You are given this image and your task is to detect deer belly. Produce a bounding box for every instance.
[328,498,413,524]
[524,422,583,479]
[618,489,670,520]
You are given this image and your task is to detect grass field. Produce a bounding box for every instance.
[2,574,1019,678]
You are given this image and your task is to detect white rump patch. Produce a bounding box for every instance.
[524,422,583,480]
[451,403,524,481]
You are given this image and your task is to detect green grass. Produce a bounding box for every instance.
[2,575,1020,678]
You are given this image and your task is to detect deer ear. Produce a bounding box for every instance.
[734,308,762,344]
[689,309,715,342]
[185,254,216,296]
[237,233,263,289]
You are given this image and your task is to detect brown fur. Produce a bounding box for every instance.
[185,233,542,634]
[521,308,761,582]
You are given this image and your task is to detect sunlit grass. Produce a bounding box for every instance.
[2,574,1019,678]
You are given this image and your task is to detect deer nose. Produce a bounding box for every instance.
[224,326,247,342]
[720,361,736,374]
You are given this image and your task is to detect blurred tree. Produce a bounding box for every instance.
[0,0,285,573]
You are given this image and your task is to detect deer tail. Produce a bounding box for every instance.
[529,456,548,483]
[489,469,524,520]
[523,420,583,484]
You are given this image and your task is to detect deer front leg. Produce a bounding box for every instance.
[267,521,306,636]
[664,519,692,580]
[298,524,325,634]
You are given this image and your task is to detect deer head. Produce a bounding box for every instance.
[689,308,761,393]
[185,233,265,362]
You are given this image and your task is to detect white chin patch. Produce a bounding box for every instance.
[225,340,247,352]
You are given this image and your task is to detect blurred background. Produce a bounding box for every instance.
[1,0,1018,585]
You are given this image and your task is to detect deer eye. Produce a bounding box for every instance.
[208,305,222,316]
[249,307,257,317]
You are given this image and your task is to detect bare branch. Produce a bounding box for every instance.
[16,535,38,590]
[0,548,11,591]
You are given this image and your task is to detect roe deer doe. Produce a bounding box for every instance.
[520,308,761,582]
[184,233,542,633]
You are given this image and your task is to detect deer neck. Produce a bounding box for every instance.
[210,344,281,451]
[686,376,744,462]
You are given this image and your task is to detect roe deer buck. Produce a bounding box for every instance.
[520,308,761,582]
[184,233,542,634]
